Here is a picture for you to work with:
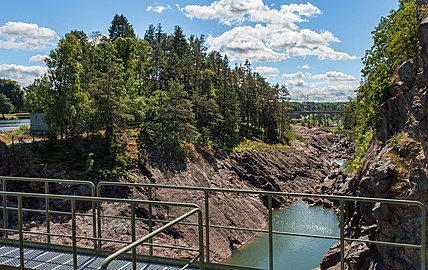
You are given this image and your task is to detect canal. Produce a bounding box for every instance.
[223,201,339,269]
[0,118,30,131]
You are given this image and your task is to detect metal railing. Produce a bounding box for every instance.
[0,176,425,270]
[0,189,204,270]
[98,181,427,270]
[1,176,96,245]
[101,207,204,270]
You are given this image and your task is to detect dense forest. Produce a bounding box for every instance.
[24,14,291,157]
[342,0,419,168]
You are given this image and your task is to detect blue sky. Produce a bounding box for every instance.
[0,0,399,102]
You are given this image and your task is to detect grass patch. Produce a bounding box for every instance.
[233,139,265,153]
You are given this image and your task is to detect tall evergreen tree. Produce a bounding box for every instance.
[108,14,136,41]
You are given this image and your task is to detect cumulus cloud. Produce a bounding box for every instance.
[206,25,289,62]
[184,0,355,62]
[284,69,359,101]
[0,22,59,50]
[255,65,279,76]
[286,79,309,88]
[313,71,357,82]
[0,64,47,86]
[284,71,311,79]
[29,54,48,64]
[146,5,171,14]
[289,85,356,102]
[298,64,310,70]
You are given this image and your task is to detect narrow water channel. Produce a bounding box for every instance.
[0,119,30,131]
[223,201,339,270]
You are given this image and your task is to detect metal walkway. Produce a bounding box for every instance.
[0,243,187,270]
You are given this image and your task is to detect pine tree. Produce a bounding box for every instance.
[108,14,136,41]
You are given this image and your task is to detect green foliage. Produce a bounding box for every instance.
[28,14,292,163]
[108,14,136,41]
[343,0,419,167]
[0,93,15,118]
[0,78,23,111]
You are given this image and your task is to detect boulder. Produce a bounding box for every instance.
[397,59,417,83]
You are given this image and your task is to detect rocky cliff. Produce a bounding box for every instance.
[320,13,428,270]
[3,127,350,262]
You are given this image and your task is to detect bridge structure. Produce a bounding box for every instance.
[0,176,426,270]
[288,111,344,118]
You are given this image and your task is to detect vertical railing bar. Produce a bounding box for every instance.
[71,199,78,270]
[2,178,8,239]
[97,197,102,250]
[91,186,97,249]
[204,190,210,263]
[198,209,205,270]
[18,195,24,270]
[268,195,273,270]
[421,203,426,270]
[148,187,153,257]
[340,200,345,270]
[131,203,137,270]
[44,181,50,244]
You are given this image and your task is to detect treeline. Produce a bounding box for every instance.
[25,14,290,154]
[342,0,418,167]
[290,102,346,112]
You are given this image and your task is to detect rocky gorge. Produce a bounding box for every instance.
[0,126,352,263]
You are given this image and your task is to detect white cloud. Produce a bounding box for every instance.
[0,64,47,86]
[298,64,310,70]
[286,79,309,88]
[185,1,355,62]
[29,54,48,64]
[289,85,357,102]
[283,70,359,101]
[146,5,171,14]
[255,65,279,76]
[0,22,59,50]
[313,71,357,82]
[284,71,311,79]
[206,25,289,62]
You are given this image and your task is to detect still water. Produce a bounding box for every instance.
[223,201,339,270]
[0,119,30,131]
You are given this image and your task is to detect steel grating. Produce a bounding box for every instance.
[0,244,193,270]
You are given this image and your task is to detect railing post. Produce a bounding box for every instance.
[148,187,153,256]
[2,178,8,239]
[97,197,102,250]
[44,181,51,243]
[71,199,78,270]
[198,209,205,270]
[421,203,426,270]
[204,190,210,263]
[131,203,137,270]
[18,195,24,270]
[91,184,97,249]
[268,195,273,270]
[340,199,345,270]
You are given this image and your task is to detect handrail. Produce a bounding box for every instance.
[98,181,427,270]
[0,177,425,270]
[0,190,201,270]
[100,207,204,270]
[1,176,95,245]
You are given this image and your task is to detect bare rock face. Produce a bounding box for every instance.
[9,126,348,262]
[321,14,428,270]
